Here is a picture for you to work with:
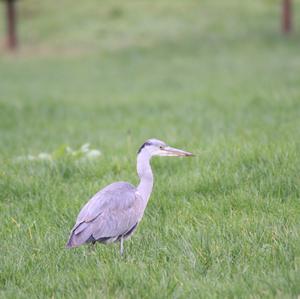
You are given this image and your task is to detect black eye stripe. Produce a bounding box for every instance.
[137,142,152,154]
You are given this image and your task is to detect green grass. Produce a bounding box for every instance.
[1,0,300,298]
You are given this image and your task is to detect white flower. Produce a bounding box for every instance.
[27,155,36,160]
[14,143,102,163]
[86,149,101,159]
[38,153,52,160]
[66,146,73,153]
[81,143,90,153]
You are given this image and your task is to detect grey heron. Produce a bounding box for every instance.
[66,138,193,255]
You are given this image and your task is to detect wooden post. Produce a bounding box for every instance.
[282,0,292,34]
[6,0,17,50]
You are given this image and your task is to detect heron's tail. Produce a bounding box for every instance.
[66,231,78,248]
[66,222,92,248]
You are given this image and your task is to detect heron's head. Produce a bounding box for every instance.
[137,138,193,157]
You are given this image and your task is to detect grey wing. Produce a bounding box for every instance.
[66,182,142,248]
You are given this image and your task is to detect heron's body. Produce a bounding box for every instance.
[66,138,192,254]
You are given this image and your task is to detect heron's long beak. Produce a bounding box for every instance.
[161,146,194,157]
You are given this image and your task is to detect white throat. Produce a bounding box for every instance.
[136,149,154,205]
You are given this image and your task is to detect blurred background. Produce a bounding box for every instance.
[0,0,299,157]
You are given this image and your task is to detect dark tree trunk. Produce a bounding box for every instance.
[6,0,17,50]
[282,0,292,34]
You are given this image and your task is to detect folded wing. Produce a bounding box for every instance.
[66,182,141,248]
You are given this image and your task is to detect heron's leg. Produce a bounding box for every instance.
[120,236,124,256]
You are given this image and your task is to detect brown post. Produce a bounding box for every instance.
[6,0,17,50]
[282,0,292,34]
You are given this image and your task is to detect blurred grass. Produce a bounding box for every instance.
[0,0,300,298]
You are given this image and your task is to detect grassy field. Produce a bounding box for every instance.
[1,0,300,298]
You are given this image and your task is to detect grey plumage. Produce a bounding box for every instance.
[66,182,142,247]
[66,138,193,254]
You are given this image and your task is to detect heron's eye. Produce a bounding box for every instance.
[159,146,164,149]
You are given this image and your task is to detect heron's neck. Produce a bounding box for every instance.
[137,151,153,204]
